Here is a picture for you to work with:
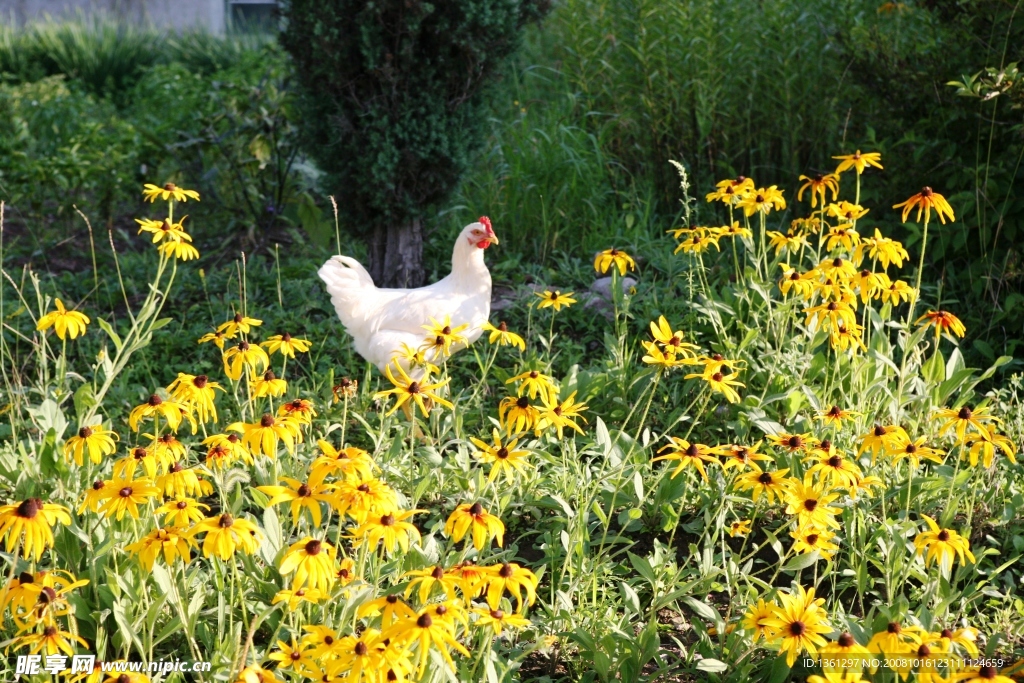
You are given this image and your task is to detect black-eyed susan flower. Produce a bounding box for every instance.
[933,626,980,657]
[706,176,754,205]
[674,230,721,255]
[157,497,209,528]
[448,562,490,604]
[954,666,1015,683]
[481,321,526,351]
[114,444,160,479]
[815,405,861,429]
[13,624,89,656]
[63,422,118,466]
[445,502,505,551]
[535,290,576,311]
[143,182,200,203]
[739,186,786,216]
[257,474,335,527]
[894,186,955,224]
[350,509,423,556]
[202,432,252,469]
[537,391,588,439]
[279,537,337,592]
[300,624,340,661]
[779,268,818,299]
[393,343,440,378]
[733,464,791,504]
[784,476,842,529]
[858,424,909,461]
[819,633,871,681]
[790,526,840,561]
[964,432,1017,468]
[482,562,538,611]
[420,315,469,359]
[251,369,288,398]
[124,527,194,571]
[237,667,287,683]
[0,498,71,560]
[499,395,539,434]
[804,444,862,488]
[1,569,77,615]
[332,477,399,524]
[336,557,357,586]
[889,435,945,468]
[358,593,418,629]
[37,298,90,340]
[238,413,303,458]
[77,480,110,514]
[934,404,999,443]
[278,397,317,424]
[879,278,915,305]
[223,340,270,381]
[653,437,719,481]
[917,310,967,339]
[470,429,532,484]
[473,608,532,636]
[158,240,199,261]
[382,604,469,676]
[311,440,375,481]
[404,565,461,604]
[197,329,227,349]
[128,393,189,433]
[830,320,867,353]
[827,201,869,224]
[267,639,318,676]
[728,519,752,537]
[332,628,386,683]
[767,432,820,454]
[135,217,191,243]
[649,315,700,359]
[156,461,212,498]
[767,230,810,256]
[98,477,160,520]
[641,341,679,368]
[218,312,263,338]
[914,515,975,573]
[825,225,861,253]
[855,228,909,269]
[762,585,832,667]
[332,376,359,402]
[506,369,559,402]
[713,221,753,239]
[167,373,223,424]
[742,598,778,642]
[833,150,882,175]
[187,513,262,560]
[594,248,636,275]
[717,442,773,472]
[847,473,885,500]
[374,363,453,417]
[271,587,327,611]
[686,369,745,404]
[850,269,889,304]
[261,332,312,358]
[798,173,840,208]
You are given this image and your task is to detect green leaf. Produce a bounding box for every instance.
[96,317,123,352]
[783,551,820,571]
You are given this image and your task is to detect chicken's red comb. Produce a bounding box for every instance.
[478,216,493,233]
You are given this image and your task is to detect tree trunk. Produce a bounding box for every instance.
[368,217,424,288]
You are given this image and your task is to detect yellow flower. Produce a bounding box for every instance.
[77,480,112,514]
[482,561,538,610]
[187,513,262,560]
[250,369,288,398]
[382,604,470,677]
[135,217,192,243]
[893,186,955,224]
[803,443,863,488]
[142,182,200,203]
[790,526,840,561]
[257,474,335,527]
[128,393,192,433]
[470,429,532,484]
[649,316,699,358]
[271,587,327,611]
[674,230,721,255]
[158,240,200,261]
[267,639,318,676]
[784,475,842,529]
[761,585,832,666]
[37,298,90,340]
[279,537,337,592]
[202,432,253,469]
[717,442,773,472]
[12,624,89,657]
[767,230,809,256]
[917,310,966,338]
[311,440,375,481]
[278,397,317,424]
[351,509,423,556]
[832,150,883,175]
[594,248,636,275]
[166,373,223,424]
[830,320,867,353]
[333,628,387,683]
[420,314,470,359]
[914,515,975,573]
[124,527,194,571]
[826,201,869,223]
[238,667,287,683]
[738,185,786,216]
[392,343,440,378]
[712,221,753,239]
[728,519,752,537]
[332,477,398,524]
[536,391,588,439]
[732,464,791,504]
[472,608,532,636]
[706,176,755,204]
[357,593,418,629]
[223,340,270,380]
[824,225,862,254]
[445,502,505,550]
[819,633,872,681]
[535,289,576,311]
[98,477,160,521]
[332,376,359,402]
[814,405,861,429]
[481,320,526,351]
[640,341,680,368]
[779,268,817,299]
[797,173,840,208]
[855,228,909,269]
[261,332,312,358]
[858,424,909,461]
[374,363,453,417]
[652,437,719,481]
[742,598,778,642]
[156,497,209,528]
[63,422,118,466]
[879,278,915,305]
[197,330,227,349]
[889,434,945,468]
[934,404,999,443]
[218,312,263,338]
[0,498,71,561]
[804,299,858,333]
[685,369,745,404]
[964,432,1017,468]
[156,461,212,498]
[238,413,303,458]
[506,369,559,402]
[404,565,461,605]
[499,395,540,434]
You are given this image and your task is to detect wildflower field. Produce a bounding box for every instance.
[2,141,1024,683]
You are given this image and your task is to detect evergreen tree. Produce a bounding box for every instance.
[280,0,548,286]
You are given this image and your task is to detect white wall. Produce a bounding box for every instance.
[0,0,227,33]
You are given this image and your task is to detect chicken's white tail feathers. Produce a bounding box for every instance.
[318,256,381,350]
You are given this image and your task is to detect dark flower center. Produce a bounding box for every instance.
[827,302,838,311]
[434,335,444,346]
[16,498,43,518]
[755,194,765,203]
[118,675,131,683]
[417,614,433,628]
[78,426,93,438]
[297,484,311,497]
[979,666,997,679]
[491,609,504,619]
[499,563,513,578]
[758,473,773,484]
[338,569,350,579]
[380,514,395,526]
[529,371,538,378]
[148,394,163,406]
[860,269,870,278]
[324,635,334,645]
[305,539,322,556]
[469,502,484,516]
[958,406,972,420]
[261,414,275,427]
[497,447,509,459]
[177,500,188,509]
[789,272,800,280]
[435,605,448,615]
[228,434,240,443]
[169,461,183,473]
[905,443,917,453]
[918,644,931,657]
[431,566,444,579]
[789,621,805,636]
[828,456,842,468]
[712,372,724,382]
[806,534,819,545]
[408,381,420,394]
[517,396,529,409]
[40,586,57,603]
[119,487,134,498]
[219,514,234,528]
[804,499,818,511]
[499,321,508,331]
[788,436,803,448]
[820,439,832,450]
[940,629,953,639]
[238,341,250,351]
[874,425,887,437]
[193,375,208,388]
[358,484,370,492]
[937,530,950,542]
[264,370,277,381]
[234,313,243,323]
[19,572,34,584]
[386,595,398,603]
[887,622,901,634]
[838,632,855,647]
[354,641,368,656]
[282,332,292,341]
[921,186,933,197]
[92,480,104,491]
[685,444,699,457]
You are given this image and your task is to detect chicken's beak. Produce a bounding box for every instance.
[487,233,500,245]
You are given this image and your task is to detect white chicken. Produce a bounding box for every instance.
[318,217,499,374]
